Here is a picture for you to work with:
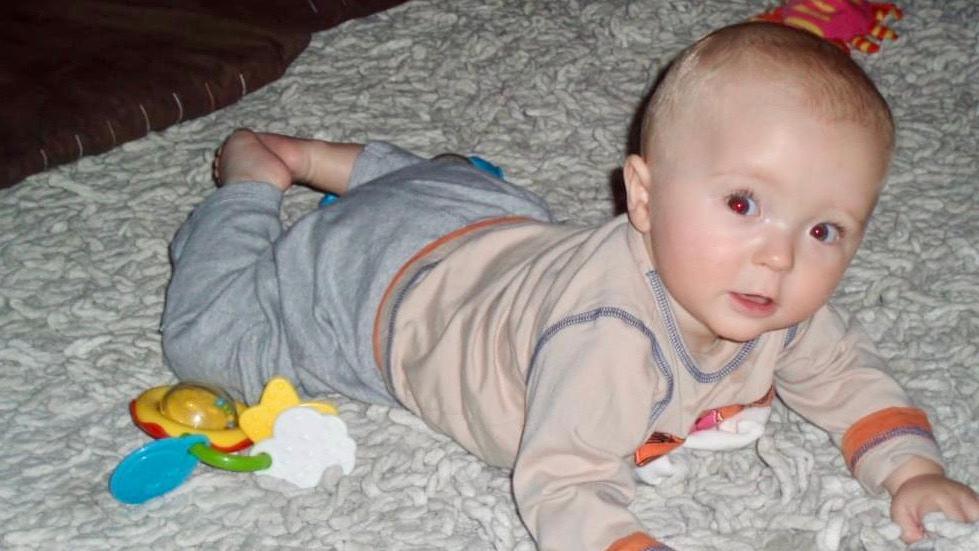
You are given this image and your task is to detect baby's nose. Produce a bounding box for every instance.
[753,232,794,272]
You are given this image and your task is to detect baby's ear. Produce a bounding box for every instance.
[623,154,653,233]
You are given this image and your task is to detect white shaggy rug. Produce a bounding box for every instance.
[1,1,976,549]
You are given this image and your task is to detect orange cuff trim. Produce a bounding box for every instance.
[607,531,672,551]
[842,407,935,472]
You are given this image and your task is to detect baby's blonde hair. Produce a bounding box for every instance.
[640,22,894,160]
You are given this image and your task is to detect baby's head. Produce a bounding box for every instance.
[623,22,895,349]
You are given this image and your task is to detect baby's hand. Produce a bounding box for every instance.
[889,473,979,543]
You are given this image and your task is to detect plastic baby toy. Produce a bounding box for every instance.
[754,0,904,54]
[110,377,355,504]
[130,381,251,451]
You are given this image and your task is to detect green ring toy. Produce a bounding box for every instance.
[188,442,272,472]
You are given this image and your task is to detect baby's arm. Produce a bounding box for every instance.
[514,316,671,550]
[883,456,979,543]
[775,306,976,542]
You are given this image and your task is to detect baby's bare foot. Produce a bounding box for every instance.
[249,133,317,185]
[214,129,292,190]
[251,133,361,196]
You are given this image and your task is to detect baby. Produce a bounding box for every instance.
[161,22,978,550]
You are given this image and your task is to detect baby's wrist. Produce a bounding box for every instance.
[883,456,945,495]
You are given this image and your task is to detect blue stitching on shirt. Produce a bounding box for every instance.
[385,262,440,385]
[528,307,675,424]
[645,271,756,384]
[783,323,799,348]
[848,426,936,469]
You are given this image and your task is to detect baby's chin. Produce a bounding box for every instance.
[712,320,797,344]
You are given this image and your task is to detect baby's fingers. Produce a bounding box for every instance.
[913,487,979,541]
[891,502,925,543]
[939,483,979,521]
[946,489,979,523]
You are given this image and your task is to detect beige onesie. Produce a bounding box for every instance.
[373,214,941,550]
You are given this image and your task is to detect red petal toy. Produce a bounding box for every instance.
[755,0,904,54]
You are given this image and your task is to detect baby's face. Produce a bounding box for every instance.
[625,75,889,350]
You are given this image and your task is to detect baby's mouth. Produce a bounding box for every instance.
[730,292,776,316]
[739,293,771,304]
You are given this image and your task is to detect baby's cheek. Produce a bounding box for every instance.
[687,225,742,262]
[788,270,838,318]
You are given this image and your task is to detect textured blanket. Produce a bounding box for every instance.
[1,1,976,549]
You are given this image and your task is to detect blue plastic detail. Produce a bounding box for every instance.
[468,156,505,179]
[319,193,340,207]
[109,435,207,504]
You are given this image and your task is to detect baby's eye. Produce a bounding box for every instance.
[726,192,758,216]
[810,223,843,243]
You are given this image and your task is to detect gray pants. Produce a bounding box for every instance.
[161,142,552,405]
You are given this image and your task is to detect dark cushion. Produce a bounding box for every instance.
[0,0,409,189]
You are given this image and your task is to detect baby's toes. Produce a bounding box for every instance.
[212,146,223,183]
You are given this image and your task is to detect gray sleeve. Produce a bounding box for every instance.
[347,141,426,191]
